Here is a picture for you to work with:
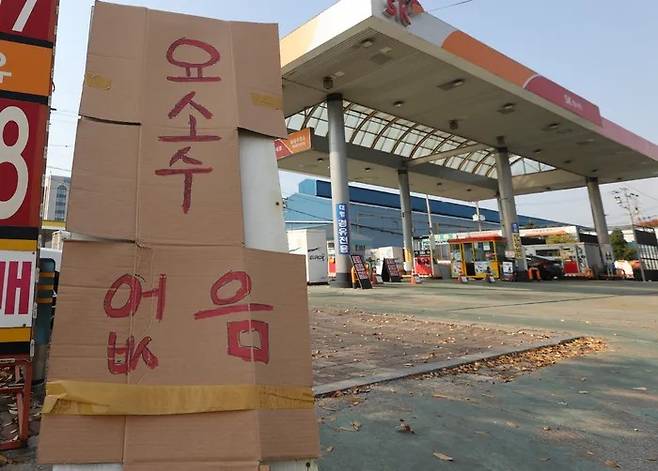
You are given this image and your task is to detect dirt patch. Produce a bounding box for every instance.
[322,337,607,401]
[310,307,554,386]
[422,336,607,382]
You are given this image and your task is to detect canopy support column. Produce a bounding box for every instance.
[327,93,352,287]
[586,176,613,275]
[398,168,414,273]
[495,141,528,278]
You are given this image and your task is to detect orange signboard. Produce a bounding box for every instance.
[0,40,53,97]
[274,128,312,159]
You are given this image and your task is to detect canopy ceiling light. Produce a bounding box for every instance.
[438,78,465,91]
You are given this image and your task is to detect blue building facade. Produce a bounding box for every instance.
[284,179,563,249]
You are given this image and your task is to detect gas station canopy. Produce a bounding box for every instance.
[278,0,658,201]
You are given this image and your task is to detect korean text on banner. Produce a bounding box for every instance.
[335,203,350,255]
[0,250,36,328]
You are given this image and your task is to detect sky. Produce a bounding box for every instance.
[47,0,658,229]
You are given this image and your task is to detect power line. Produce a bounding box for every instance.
[427,0,476,12]
[46,165,72,173]
[628,185,658,204]
[612,187,647,281]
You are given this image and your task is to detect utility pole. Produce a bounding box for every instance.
[474,201,483,232]
[613,188,646,282]
[425,194,436,278]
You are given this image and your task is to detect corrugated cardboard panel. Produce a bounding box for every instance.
[124,462,261,471]
[80,1,287,138]
[45,243,312,387]
[39,241,319,464]
[67,121,245,246]
[124,410,319,465]
[39,415,126,464]
[82,2,146,122]
[137,127,244,246]
[231,21,287,137]
[66,120,139,241]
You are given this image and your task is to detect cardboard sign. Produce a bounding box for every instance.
[382,258,402,282]
[0,98,48,229]
[350,255,372,289]
[39,242,318,465]
[0,250,36,328]
[67,120,245,245]
[79,2,286,137]
[39,3,318,468]
[0,0,58,43]
[66,1,288,245]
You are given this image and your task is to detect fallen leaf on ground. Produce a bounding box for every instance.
[336,426,356,432]
[433,452,454,462]
[432,393,451,399]
[397,420,415,434]
[604,459,620,468]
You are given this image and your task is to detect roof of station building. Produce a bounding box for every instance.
[277,0,658,202]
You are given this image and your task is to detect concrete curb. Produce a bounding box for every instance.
[313,334,583,397]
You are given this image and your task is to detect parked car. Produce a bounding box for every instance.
[527,255,564,280]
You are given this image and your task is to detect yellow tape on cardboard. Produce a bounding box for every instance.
[43,381,314,416]
[250,92,283,110]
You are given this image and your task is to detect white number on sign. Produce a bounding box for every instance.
[0,53,12,83]
[0,0,38,33]
[0,106,30,219]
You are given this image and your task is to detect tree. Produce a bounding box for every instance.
[546,233,577,244]
[610,229,637,261]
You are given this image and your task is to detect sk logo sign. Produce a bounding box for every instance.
[384,0,424,27]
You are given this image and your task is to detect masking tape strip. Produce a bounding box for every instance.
[250,92,283,110]
[43,381,314,416]
[85,72,112,90]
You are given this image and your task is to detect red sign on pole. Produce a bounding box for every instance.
[0,98,48,228]
[0,0,58,43]
[0,250,36,327]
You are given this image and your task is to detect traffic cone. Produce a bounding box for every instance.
[369,266,379,286]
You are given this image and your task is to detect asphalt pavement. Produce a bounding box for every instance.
[311,280,658,470]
